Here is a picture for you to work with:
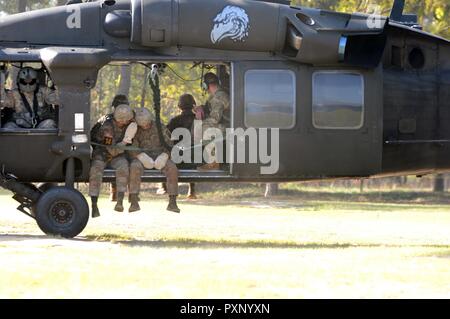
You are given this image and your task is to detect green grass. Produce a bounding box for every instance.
[0,187,450,298]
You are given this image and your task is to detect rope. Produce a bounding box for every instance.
[147,71,173,153]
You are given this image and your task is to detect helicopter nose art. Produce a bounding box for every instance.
[210,5,250,44]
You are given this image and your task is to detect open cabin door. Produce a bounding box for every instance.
[230,61,383,180]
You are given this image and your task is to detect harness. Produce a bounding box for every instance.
[18,90,40,128]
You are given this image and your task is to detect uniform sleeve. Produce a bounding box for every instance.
[167,118,176,133]
[100,122,124,157]
[128,134,142,159]
[43,87,60,105]
[162,125,173,148]
[1,90,15,109]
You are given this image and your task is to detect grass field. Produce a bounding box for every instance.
[0,185,449,298]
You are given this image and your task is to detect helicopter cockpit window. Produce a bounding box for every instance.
[312,72,364,130]
[244,70,296,129]
[0,63,59,132]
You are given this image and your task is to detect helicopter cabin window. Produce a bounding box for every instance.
[244,70,296,129]
[0,62,59,132]
[312,72,364,130]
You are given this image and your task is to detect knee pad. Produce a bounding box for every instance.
[155,153,169,170]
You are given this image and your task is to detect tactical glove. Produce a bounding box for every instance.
[122,122,138,144]
[155,153,169,170]
[137,152,155,169]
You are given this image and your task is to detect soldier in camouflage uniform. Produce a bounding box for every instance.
[1,67,58,129]
[129,107,181,213]
[164,93,198,199]
[90,94,129,202]
[193,72,230,170]
[89,104,137,217]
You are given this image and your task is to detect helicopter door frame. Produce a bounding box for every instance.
[301,65,384,177]
[230,60,300,179]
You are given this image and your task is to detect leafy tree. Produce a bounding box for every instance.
[2,0,448,124]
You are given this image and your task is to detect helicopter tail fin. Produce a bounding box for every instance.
[390,0,422,29]
[390,0,405,21]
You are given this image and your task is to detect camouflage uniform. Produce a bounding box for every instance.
[129,124,179,196]
[194,88,230,165]
[202,88,230,133]
[2,87,58,129]
[89,118,130,197]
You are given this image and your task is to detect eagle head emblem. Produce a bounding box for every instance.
[211,6,250,44]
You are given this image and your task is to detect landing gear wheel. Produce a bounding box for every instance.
[34,187,89,238]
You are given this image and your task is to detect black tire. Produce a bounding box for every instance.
[35,187,89,238]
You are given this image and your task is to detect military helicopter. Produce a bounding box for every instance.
[0,0,448,238]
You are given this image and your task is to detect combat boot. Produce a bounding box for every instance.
[110,183,117,202]
[156,183,167,195]
[129,194,141,213]
[167,195,181,213]
[114,192,125,212]
[91,197,100,218]
[187,183,197,200]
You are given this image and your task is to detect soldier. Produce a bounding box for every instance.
[129,107,181,213]
[91,94,129,202]
[193,72,230,170]
[1,67,58,129]
[165,93,198,199]
[89,104,137,218]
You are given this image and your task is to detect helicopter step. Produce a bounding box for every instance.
[103,169,234,183]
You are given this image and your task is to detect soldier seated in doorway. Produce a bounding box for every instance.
[157,93,198,200]
[1,67,58,129]
[89,104,138,217]
[91,94,129,202]
[129,107,181,213]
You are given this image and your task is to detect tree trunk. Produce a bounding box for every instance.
[140,67,149,108]
[17,0,27,13]
[265,183,279,198]
[433,174,445,193]
[118,64,132,97]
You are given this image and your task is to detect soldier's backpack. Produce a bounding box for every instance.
[90,113,113,143]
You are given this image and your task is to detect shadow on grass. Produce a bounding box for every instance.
[2,233,450,250]
[0,233,88,242]
[174,189,450,211]
[84,235,450,250]
[424,250,450,258]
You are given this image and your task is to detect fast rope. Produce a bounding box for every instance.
[147,66,173,153]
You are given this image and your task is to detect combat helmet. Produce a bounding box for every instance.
[178,94,196,111]
[134,107,154,127]
[18,67,38,93]
[114,104,134,123]
[202,72,219,90]
[112,94,129,109]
